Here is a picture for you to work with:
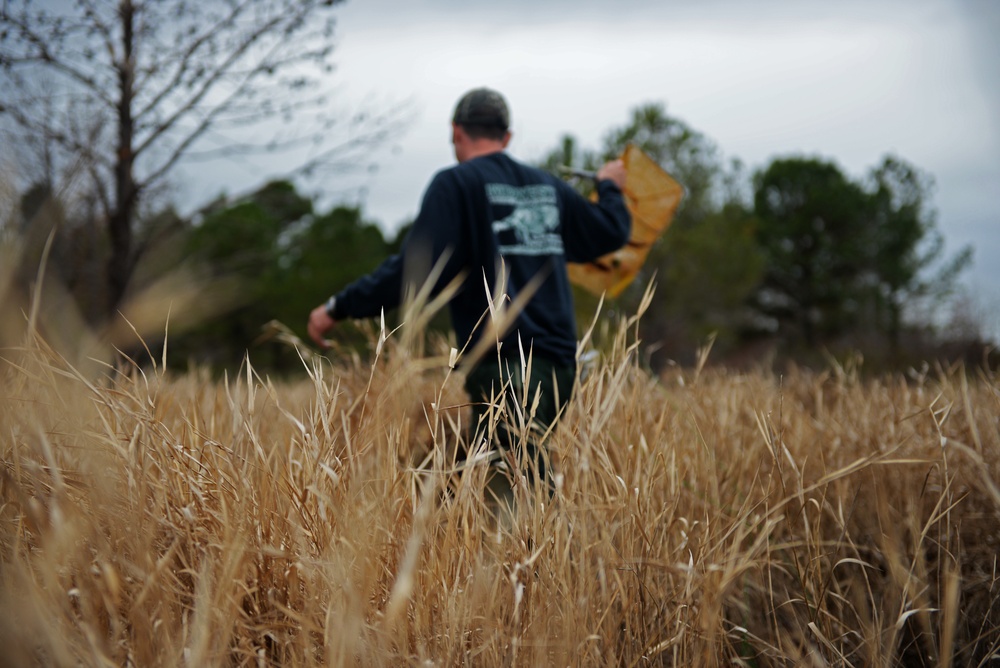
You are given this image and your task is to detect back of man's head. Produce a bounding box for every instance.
[452,88,509,141]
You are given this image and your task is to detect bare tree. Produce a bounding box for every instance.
[1,0,405,315]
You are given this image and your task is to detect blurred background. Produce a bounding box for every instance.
[2,0,997,373]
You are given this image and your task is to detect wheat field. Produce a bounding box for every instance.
[2,306,999,667]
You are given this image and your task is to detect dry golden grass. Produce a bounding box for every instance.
[2,307,1000,667]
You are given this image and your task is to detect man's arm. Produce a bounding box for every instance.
[306,249,406,348]
[308,301,337,349]
[596,159,626,190]
[306,170,465,348]
[560,159,632,263]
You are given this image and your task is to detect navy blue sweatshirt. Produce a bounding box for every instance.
[330,151,631,367]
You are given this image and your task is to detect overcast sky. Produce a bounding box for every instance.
[187,0,1000,337]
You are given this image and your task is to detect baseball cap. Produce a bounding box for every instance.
[452,88,509,130]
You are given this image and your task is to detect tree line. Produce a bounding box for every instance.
[0,0,985,373]
[4,100,985,373]
[542,104,977,370]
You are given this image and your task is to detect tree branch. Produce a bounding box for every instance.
[1,8,116,108]
[132,12,289,160]
[133,0,255,124]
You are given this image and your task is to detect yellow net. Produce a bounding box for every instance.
[567,144,684,297]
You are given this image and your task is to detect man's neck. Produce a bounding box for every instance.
[460,141,505,162]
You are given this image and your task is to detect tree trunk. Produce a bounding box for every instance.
[887,296,902,357]
[108,0,137,315]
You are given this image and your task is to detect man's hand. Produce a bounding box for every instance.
[596,159,627,189]
[308,304,336,349]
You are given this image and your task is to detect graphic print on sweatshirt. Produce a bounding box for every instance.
[486,183,564,256]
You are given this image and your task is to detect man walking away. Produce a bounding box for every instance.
[308,87,630,493]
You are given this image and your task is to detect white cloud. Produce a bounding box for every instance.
[331,8,995,215]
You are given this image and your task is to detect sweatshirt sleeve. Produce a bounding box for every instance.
[330,253,404,320]
[331,170,466,320]
[558,179,632,263]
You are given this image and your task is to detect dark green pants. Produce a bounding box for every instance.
[462,352,575,485]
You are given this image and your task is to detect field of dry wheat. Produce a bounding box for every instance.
[2,308,999,667]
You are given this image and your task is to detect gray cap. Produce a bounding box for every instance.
[452,88,509,130]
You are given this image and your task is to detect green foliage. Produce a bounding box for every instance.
[278,204,400,353]
[599,103,722,228]
[752,157,871,344]
[863,156,972,344]
[288,206,391,297]
[539,105,973,367]
[185,181,311,298]
[9,93,975,373]
[660,204,765,345]
[172,180,400,371]
[540,103,762,366]
[750,155,971,351]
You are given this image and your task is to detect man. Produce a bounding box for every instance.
[308,87,630,484]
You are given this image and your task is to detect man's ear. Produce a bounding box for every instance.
[501,130,512,148]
